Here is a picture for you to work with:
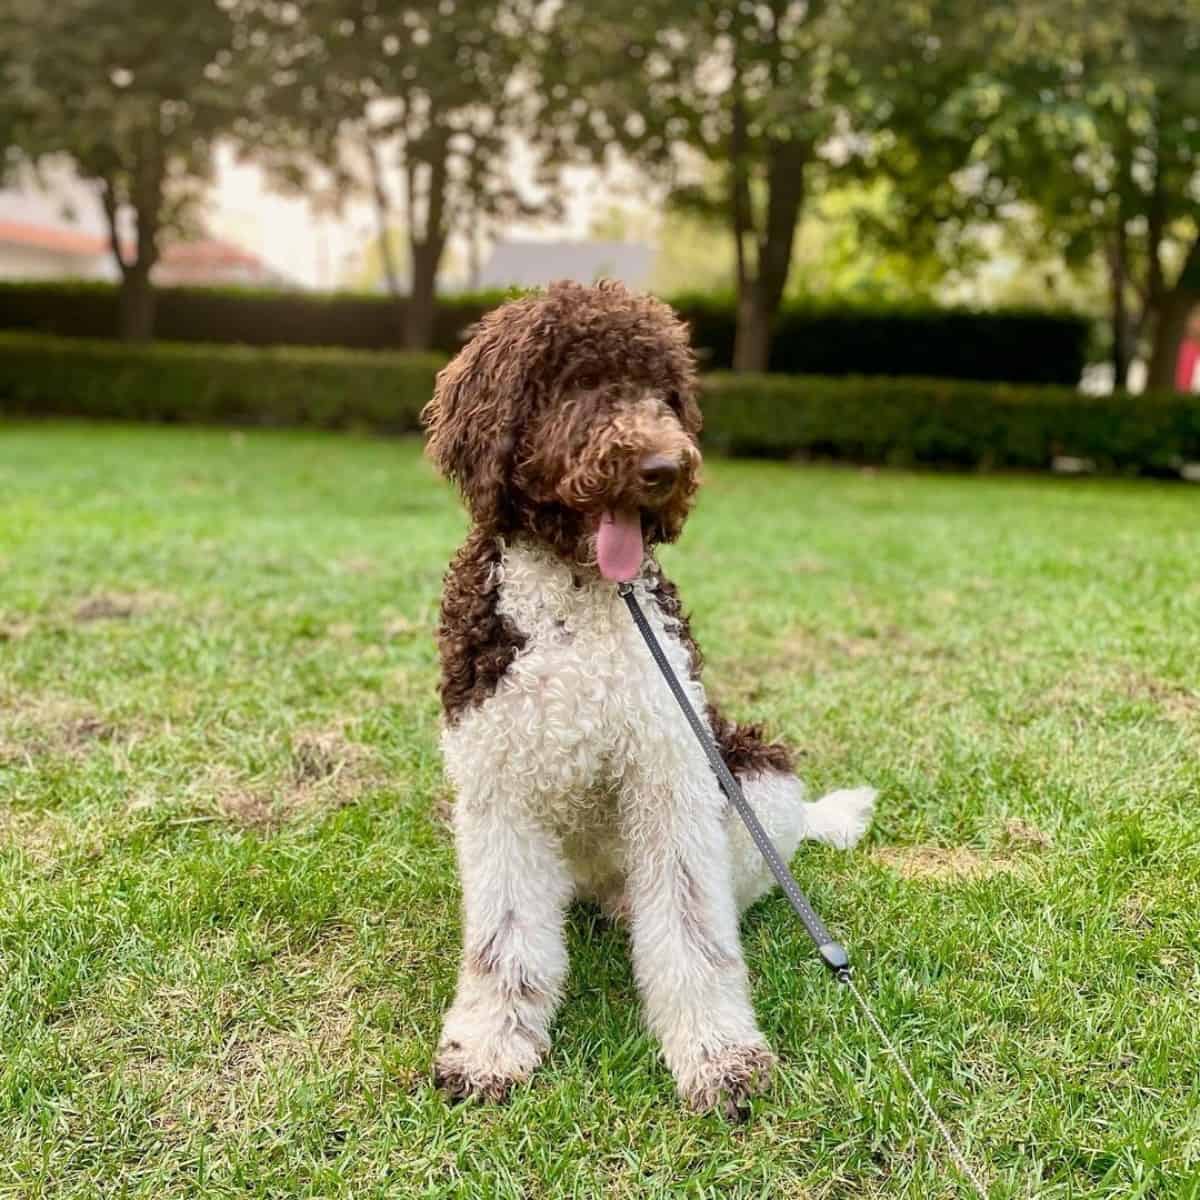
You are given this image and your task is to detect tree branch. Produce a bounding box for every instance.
[99,177,130,276]
[730,56,752,292]
[364,127,401,296]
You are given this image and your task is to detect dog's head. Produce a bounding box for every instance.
[422,280,702,578]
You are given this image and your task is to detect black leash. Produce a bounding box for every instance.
[617,582,989,1199]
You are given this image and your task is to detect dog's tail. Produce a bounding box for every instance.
[800,786,877,850]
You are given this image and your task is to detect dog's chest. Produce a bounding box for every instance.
[440,540,704,821]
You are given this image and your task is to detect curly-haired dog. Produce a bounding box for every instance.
[423,281,875,1118]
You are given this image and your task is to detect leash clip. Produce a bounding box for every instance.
[818,941,852,977]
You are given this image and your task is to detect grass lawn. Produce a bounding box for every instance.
[2,422,1199,1199]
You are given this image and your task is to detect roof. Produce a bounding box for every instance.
[158,239,265,269]
[0,219,108,257]
[477,240,654,290]
[0,217,292,288]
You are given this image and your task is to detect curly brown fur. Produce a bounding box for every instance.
[423,280,701,563]
[427,281,707,719]
[437,528,527,724]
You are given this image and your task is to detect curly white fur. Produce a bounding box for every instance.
[436,539,875,1111]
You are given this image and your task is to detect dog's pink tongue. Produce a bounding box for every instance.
[597,509,644,582]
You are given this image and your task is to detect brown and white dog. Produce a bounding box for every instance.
[422,281,874,1118]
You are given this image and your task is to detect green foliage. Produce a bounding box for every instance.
[545,0,970,368]
[0,282,1090,384]
[239,0,549,336]
[702,371,1200,474]
[2,332,1192,477]
[0,334,442,430]
[928,0,1200,384]
[0,0,249,251]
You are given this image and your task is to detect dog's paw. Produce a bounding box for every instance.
[682,1043,776,1121]
[433,1036,540,1104]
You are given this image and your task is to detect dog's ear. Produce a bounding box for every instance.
[422,341,519,527]
[675,384,703,441]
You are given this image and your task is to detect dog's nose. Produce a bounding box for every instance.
[640,454,680,493]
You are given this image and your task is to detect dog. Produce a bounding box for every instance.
[422,281,875,1118]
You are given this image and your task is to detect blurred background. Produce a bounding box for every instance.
[0,0,1197,405]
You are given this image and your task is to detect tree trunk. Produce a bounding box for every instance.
[365,131,401,297]
[118,268,156,342]
[405,240,440,349]
[1146,238,1200,393]
[401,144,449,350]
[729,138,808,374]
[1108,233,1129,388]
[1146,290,1197,393]
[101,133,164,342]
[732,287,771,372]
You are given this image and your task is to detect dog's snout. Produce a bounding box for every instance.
[640,454,680,493]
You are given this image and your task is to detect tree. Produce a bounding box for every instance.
[1,0,249,340]
[939,0,1200,389]
[243,0,551,348]
[541,1,957,371]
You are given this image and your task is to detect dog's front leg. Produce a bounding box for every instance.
[622,767,775,1119]
[434,791,572,1102]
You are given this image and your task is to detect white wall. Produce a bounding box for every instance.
[0,242,115,281]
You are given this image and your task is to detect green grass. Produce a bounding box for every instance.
[2,422,1199,1199]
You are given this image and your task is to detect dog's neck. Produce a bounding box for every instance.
[496,534,657,636]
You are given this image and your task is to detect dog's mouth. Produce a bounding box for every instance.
[596,508,645,582]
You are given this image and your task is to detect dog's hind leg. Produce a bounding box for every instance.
[726,773,876,914]
[434,791,573,1103]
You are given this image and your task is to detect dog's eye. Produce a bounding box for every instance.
[574,371,601,392]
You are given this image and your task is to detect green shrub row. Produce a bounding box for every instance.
[702,372,1200,474]
[0,280,1090,386]
[0,333,440,431]
[3,333,1194,475]
[671,291,1090,385]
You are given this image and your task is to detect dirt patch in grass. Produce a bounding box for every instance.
[1040,667,1199,728]
[429,785,454,832]
[1126,674,1200,724]
[1001,818,1053,850]
[209,728,382,831]
[712,622,923,706]
[72,590,174,623]
[0,806,92,869]
[69,935,394,1138]
[873,845,1017,882]
[0,693,119,766]
[1121,891,1154,929]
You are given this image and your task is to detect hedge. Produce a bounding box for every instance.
[0,333,441,431]
[671,292,1090,384]
[3,332,1196,476]
[0,280,1089,385]
[702,372,1200,474]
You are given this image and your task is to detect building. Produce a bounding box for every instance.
[0,168,117,281]
[0,167,297,288]
[0,218,115,282]
[476,239,654,291]
[151,239,295,288]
